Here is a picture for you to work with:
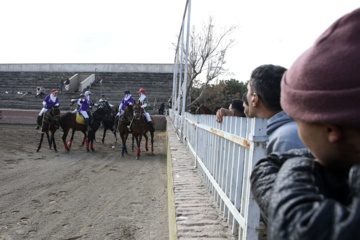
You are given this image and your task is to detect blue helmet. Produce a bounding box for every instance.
[101,94,105,98]
[124,90,130,94]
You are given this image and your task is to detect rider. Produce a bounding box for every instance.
[138,88,155,132]
[95,94,113,108]
[36,89,59,129]
[79,91,92,131]
[113,89,134,133]
[71,93,85,113]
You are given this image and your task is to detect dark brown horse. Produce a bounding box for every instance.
[101,104,118,144]
[196,104,212,114]
[59,105,111,152]
[36,106,61,152]
[116,104,134,156]
[131,101,155,159]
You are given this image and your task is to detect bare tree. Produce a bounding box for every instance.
[178,16,237,110]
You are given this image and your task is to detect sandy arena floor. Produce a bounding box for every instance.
[0,124,168,240]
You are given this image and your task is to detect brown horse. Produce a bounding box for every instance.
[131,101,155,159]
[196,104,212,114]
[36,106,61,152]
[59,105,111,152]
[116,104,134,156]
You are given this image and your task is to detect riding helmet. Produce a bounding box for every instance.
[138,88,145,94]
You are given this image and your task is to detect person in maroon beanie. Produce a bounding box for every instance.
[250,8,360,240]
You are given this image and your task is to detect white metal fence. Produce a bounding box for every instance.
[169,109,267,240]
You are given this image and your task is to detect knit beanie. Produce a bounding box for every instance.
[281,8,360,128]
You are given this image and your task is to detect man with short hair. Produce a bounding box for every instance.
[216,99,245,123]
[246,64,305,155]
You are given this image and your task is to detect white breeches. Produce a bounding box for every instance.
[39,108,48,116]
[80,111,89,119]
[143,112,151,122]
[116,109,124,117]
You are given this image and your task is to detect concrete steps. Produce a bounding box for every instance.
[0,71,173,114]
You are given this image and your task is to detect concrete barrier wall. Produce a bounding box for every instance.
[0,64,174,73]
[79,74,95,92]
[0,109,167,131]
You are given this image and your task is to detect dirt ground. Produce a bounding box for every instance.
[0,124,168,240]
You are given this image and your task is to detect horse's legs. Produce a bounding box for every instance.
[82,134,87,146]
[91,140,94,152]
[120,132,127,156]
[150,130,154,153]
[143,133,148,151]
[45,131,52,149]
[52,131,57,152]
[102,128,106,144]
[37,132,45,152]
[62,130,70,151]
[68,129,76,148]
[132,135,135,151]
[136,134,143,160]
[113,128,117,143]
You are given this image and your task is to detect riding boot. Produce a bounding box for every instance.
[85,118,92,131]
[35,115,42,129]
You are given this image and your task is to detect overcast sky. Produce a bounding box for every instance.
[0,0,358,82]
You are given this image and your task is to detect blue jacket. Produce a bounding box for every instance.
[266,111,305,155]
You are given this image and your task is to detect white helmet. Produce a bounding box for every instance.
[85,91,92,97]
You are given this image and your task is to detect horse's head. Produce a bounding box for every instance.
[51,106,61,121]
[133,101,143,120]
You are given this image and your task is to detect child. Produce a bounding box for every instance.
[250,8,360,240]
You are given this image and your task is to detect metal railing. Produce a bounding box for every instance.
[169,109,267,239]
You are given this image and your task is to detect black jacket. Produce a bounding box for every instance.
[251,150,360,240]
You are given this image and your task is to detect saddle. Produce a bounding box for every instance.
[76,111,93,125]
[76,113,86,124]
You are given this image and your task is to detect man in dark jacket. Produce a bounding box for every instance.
[251,8,360,240]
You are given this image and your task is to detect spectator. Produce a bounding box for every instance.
[168,96,172,109]
[246,64,305,155]
[246,64,306,230]
[59,78,64,93]
[159,103,165,115]
[251,8,360,240]
[36,86,46,98]
[64,78,70,92]
[216,98,245,123]
[242,92,249,117]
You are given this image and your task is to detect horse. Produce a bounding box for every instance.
[36,106,61,152]
[101,104,118,144]
[116,104,135,156]
[196,104,212,114]
[59,105,111,152]
[131,101,155,160]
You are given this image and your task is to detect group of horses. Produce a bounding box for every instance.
[36,101,155,160]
